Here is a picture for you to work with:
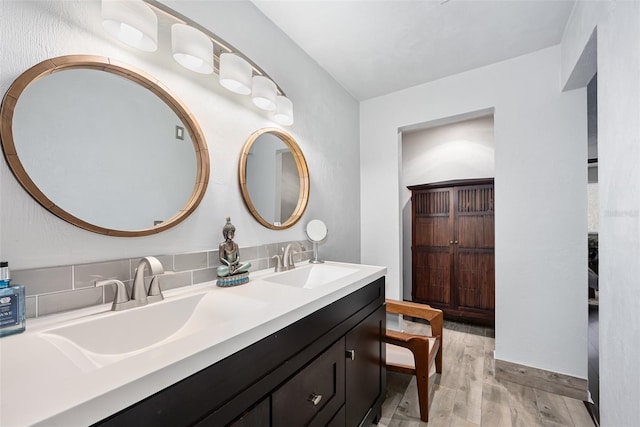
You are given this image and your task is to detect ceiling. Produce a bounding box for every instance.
[251,0,576,101]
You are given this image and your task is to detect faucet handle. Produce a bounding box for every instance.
[288,250,297,269]
[146,275,164,304]
[272,255,283,272]
[96,279,134,311]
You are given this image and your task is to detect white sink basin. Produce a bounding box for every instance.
[39,291,265,370]
[263,264,359,289]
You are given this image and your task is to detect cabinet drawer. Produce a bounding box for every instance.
[228,397,270,426]
[272,338,345,427]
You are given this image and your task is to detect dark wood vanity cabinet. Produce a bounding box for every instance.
[409,179,495,324]
[94,277,385,427]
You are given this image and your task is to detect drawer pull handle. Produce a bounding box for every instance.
[309,393,322,406]
[346,349,355,360]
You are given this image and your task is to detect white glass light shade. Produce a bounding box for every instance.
[171,24,214,74]
[273,96,294,126]
[219,53,252,95]
[102,0,158,52]
[252,76,277,111]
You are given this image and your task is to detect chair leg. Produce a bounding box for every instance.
[436,343,443,374]
[414,357,431,422]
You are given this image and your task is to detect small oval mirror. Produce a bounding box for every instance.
[239,128,309,230]
[305,219,327,263]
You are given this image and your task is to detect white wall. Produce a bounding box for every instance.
[562,1,640,424]
[361,46,587,378]
[0,0,360,269]
[401,115,495,300]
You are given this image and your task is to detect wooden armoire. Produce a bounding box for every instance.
[408,178,495,325]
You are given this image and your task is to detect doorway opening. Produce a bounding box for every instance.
[399,110,495,310]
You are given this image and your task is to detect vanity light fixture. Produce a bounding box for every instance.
[252,76,277,111]
[219,53,253,95]
[101,0,158,52]
[171,24,214,74]
[101,0,294,125]
[274,96,294,125]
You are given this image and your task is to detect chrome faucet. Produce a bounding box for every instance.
[283,242,303,271]
[95,256,165,311]
[132,256,165,305]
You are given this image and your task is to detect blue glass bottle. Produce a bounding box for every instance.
[0,262,26,337]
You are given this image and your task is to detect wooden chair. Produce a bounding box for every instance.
[383,299,443,422]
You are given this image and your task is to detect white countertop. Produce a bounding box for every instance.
[0,261,385,426]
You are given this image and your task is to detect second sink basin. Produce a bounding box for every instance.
[263,264,359,289]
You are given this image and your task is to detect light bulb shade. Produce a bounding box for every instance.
[171,24,213,74]
[102,0,158,52]
[219,53,252,95]
[273,96,294,126]
[252,76,277,111]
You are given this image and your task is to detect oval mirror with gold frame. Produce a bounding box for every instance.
[239,128,309,230]
[0,55,209,237]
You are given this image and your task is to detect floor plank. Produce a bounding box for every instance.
[378,320,594,427]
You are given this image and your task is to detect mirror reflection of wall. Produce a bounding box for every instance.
[246,133,299,225]
[13,69,196,230]
[277,148,298,221]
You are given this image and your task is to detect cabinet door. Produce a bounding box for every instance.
[454,184,495,313]
[345,305,385,426]
[412,188,454,307]
[272,338,345,427]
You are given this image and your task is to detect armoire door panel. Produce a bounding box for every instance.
[457,186,494,214]
[415,217,451,247]
[455,251,494,311]
[413,189,450,216]
[456,215,495,249]
[413,249,451,304]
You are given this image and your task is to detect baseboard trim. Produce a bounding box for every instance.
[495,359,588,400]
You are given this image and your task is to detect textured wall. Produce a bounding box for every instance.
[561,1,640,423]
[0,1,360,272]
[361,46,587,379]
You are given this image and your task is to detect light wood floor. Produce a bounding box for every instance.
[377,320,595,427]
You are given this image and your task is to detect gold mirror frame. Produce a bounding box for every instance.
[0,55,209,237]
[239,128,309,230]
